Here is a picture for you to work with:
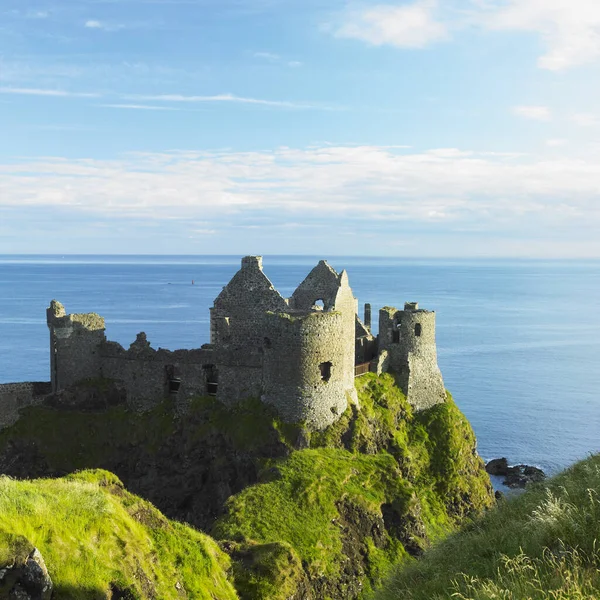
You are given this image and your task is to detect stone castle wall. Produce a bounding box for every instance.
[379,304,446,410]
[289,262,359,408]
[99,336,214,410]
[0,382,52,429]
[210,255,288,405]
[262,310,349,429]
[0,257,448,431]
[47,300,106,393]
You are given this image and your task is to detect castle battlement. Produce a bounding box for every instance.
[1,257,447,430]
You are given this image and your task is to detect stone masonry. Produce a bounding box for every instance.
[378,303,446,410]
[0,257,447,430]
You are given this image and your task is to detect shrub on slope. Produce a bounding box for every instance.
[374,454,600,600]
[0,469,238,600]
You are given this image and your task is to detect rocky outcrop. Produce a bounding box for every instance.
[485,457,509,476]
[0,547,53,600]
[486,458,546,488]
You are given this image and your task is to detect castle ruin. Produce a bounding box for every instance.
[3,257,447,430]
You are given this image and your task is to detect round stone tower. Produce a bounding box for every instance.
[379,302,446,410]
[261,309,349,430]
[396,303,438,356]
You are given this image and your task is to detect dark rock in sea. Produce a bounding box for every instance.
[485,457,509,476]
[486,458,546,488]
[494,490,505,502]
[503,464,546,488]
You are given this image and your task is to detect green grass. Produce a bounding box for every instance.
[213,374,494,598]
[0,469,238,600]
[225,540,307,600]
[373,454,600,600]
[0,400,177,470]
[187,395,301,451]
[0,374,494,599]
[0,392,299,476]
[214,449,414,579]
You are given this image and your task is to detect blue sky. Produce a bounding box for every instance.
[1,0,600,256]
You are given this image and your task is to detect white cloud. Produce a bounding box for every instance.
[330,0,600,70]
[0,87,100,98]
[191,229,217,235]
[97,103,180,110]
[482,0,600,70]
[2,145,600,234]
[0,87,333,110]
[334,0,448,48]
[570,112,600,127]
[126,93,337,110]
[546,139,568,147]
[254,52,303,68]
[85,19,125,31]
[254,52,280,61]
[512,105,552,121]
[27,10,49,19]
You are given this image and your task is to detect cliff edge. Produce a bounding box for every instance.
[0,373,493,599]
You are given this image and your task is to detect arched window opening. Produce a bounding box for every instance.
[392,329,400,344]
[314,299,325,310]
[264,337,272,349]
[319,361,332,382]
[415,323,422,337]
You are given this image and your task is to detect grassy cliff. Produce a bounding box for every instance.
[374,454,600,600]
[0,469,237,599]
[212,374,493,598]
[0,374,494,599]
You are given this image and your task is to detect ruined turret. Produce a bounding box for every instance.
[46,300,106,392]
[258,260,359,429]
[378,302,446,410]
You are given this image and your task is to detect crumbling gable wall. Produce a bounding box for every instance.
[290,262,359,407]
[210,256,288,405]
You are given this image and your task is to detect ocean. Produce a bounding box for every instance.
[1,255,599,476]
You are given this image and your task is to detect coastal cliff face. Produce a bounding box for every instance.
[0,374,493,599]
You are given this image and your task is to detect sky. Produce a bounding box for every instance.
[1,0,600,257]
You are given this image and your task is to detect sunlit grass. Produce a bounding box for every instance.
[0,469,238,600]
[374,455,600,600]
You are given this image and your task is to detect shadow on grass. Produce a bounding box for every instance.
[52,582,138,600]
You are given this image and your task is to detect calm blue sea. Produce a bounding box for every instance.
[1,255,599,476]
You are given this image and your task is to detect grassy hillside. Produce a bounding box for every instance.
[212,374,494,599]
[0,374,494,599]
[0,469,238,600]
[374,454,600,600]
